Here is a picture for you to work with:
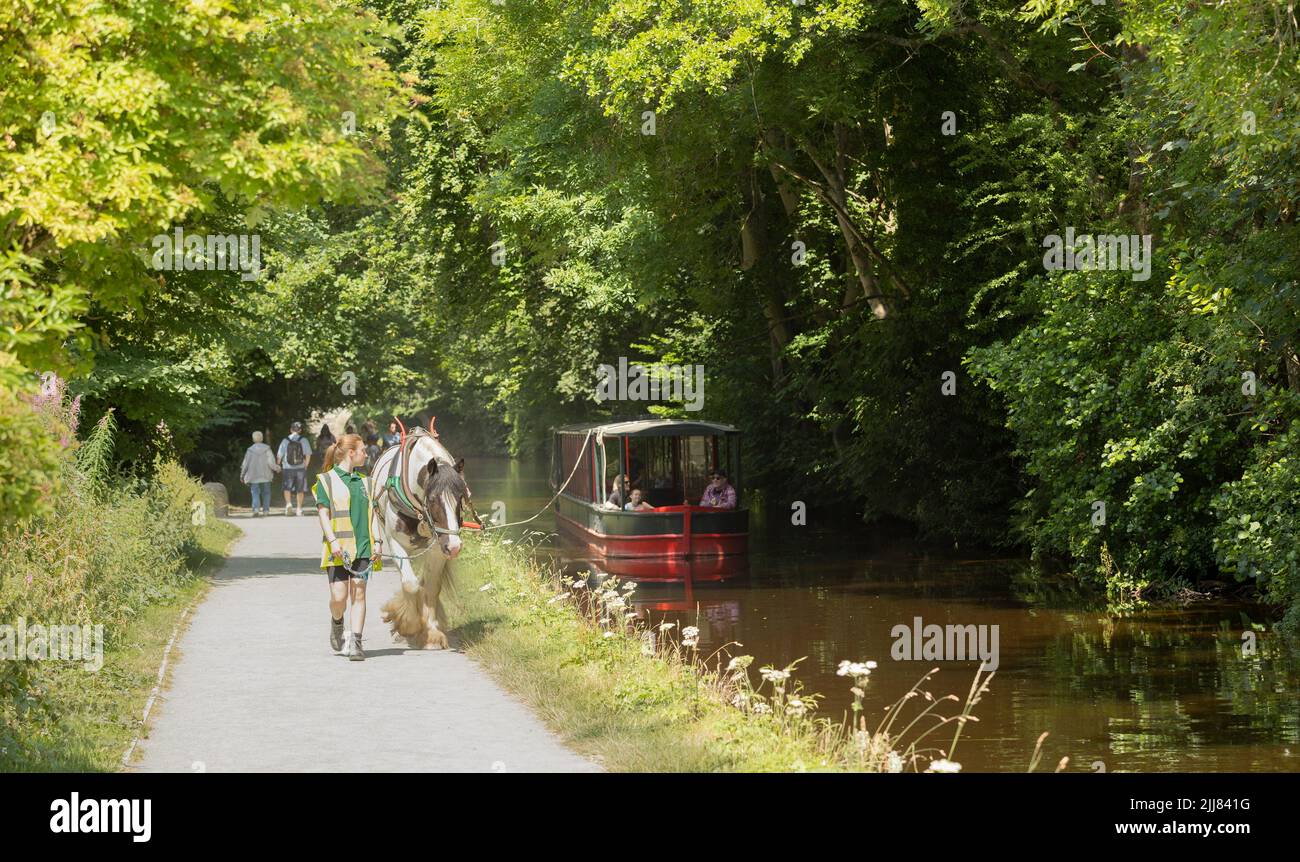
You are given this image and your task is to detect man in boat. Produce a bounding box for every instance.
[699,469,736,510]
[624,488,655,512]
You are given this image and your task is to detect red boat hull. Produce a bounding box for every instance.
[555,496,748,560]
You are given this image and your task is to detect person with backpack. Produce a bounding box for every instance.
[277,420,313,516]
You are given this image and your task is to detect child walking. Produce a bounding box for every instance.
[313,433,383,661]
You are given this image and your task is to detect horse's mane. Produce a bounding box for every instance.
[414,435,468,514]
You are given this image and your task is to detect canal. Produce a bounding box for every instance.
[467,455,1300,772]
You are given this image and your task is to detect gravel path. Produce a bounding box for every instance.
[131,513,599,773]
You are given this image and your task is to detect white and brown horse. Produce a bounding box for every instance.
[371,428,471,650]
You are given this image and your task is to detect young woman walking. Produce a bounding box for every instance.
[312,433,384,661]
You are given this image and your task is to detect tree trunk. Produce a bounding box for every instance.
[740,169,792,380]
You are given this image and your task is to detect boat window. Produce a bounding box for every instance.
[603,436,626,502]
[683,435,712,503]
[561,433,595,503]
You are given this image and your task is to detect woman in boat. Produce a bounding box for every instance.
[605,473,629,509]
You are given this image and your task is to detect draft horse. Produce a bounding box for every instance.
[371,422,472,649]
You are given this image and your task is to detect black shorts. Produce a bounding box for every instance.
[326,558,371,582]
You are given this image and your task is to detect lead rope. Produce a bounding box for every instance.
[339,550,374,577]
[368,428,595,563]
[477,429,594,532]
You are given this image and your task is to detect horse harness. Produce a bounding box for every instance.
[373,427,463,541]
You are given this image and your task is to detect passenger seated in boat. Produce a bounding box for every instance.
[604,474,629,509]
[699,470,736,509]
[624,488,655,512]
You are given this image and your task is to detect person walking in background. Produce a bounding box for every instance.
[277,420,313,516]
[240,431,279,516]
[364,434,382,471]
[313,433,383,661]
[382,421,400,449]
[317,423,336,454]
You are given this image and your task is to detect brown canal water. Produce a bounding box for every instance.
[467,456,1300,773]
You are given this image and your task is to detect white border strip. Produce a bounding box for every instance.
[120,600,198,770]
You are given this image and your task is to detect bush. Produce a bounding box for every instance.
[0,370,69,530]
[0,394,233,768]
[1212,429,1300,630]
[968,244,1292,608]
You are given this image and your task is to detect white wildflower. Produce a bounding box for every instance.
[836,659,875,679]
[759,666,791,684]
[926,759,961,773]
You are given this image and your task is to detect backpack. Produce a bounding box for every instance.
[286,437,305,467]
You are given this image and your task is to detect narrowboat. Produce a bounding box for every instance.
[551,419,749,560]
[565,550,750,583]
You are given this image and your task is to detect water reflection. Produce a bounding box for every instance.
[466,454,1300,772]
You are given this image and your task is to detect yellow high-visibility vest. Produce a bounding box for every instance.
[315,469,383,571]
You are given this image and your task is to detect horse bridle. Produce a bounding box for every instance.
[423,478,489,539]
[385,427,472,541]
[421,485,464,538]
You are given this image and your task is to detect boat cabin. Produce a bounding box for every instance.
[551,419,748,559]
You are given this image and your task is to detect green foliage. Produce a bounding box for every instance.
[0,419,237,769]
[8,0,1300,626]
[970,1,1300,620]
[1,0,411,468]
[0,363,72,527]
[1213,430,1300,628]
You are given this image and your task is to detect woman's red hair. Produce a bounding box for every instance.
[323,433,366,472]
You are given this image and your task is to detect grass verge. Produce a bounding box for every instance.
[449,534,991,773]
